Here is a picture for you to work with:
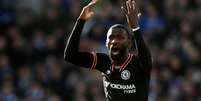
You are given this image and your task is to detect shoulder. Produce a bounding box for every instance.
[96,53,109,59]
[95,53,111,64]
[92,52,111,72]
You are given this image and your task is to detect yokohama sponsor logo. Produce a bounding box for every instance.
[103,80,136,90]
[110,84,136,90]
[103,80,136,94]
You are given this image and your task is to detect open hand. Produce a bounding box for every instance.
[79,0,97,20]
[121,0,140,29]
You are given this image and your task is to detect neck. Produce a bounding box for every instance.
[113,52,129,66]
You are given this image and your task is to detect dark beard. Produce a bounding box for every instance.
[110,47,127,62]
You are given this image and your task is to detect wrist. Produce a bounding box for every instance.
[129,21,139,30]
[77,18,86,24]
[131,27,140,32]
[78,15,87,21]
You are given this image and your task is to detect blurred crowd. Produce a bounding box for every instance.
[0,0,201,101]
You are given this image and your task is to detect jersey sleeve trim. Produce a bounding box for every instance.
[90,51,97,70]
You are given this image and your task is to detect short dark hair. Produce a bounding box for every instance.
[108,24,132,39]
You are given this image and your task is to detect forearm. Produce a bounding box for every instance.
[133,29,152,66]
[64,19,86,62]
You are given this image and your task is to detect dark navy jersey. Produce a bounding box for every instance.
[64,19,152,101]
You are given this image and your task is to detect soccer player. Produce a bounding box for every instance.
[64,0,152,101]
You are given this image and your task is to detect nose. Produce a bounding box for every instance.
[110,39,119,46]
[111,38,118,43]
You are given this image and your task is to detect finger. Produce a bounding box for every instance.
[138,13,142,18]
[89,12,95,16]
[132,0,141,18]
[128,0,132,9]
[132,0,136,10]
[126,1,130,14]
[87,0,97,7]
[121,6,128,15]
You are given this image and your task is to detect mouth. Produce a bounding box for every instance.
[111,46,121,55]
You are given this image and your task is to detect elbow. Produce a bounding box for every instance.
[64,49,72,62]
[64,54,74,64]
[64,50,77,64]
[64,53,78,66]
[64,45,73,62]
[64,44,79,64]
[64,52,72,62]
[64,53,68,61]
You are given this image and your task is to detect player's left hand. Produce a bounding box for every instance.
[121,0,140,29]
[79,0,97,20]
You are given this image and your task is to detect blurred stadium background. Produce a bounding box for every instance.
[0,0,201,101]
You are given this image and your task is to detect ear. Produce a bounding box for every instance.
[106,44,108,48]
[105,39,108,48]
[106,44,110,52]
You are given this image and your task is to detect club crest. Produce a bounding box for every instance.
[121,70,131,80]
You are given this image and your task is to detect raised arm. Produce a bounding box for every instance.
[64,0,97,67]
[121,0,152,68]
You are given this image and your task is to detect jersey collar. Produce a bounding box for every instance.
[111,53,134,72]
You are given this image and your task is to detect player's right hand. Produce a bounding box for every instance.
[79,0,97,20]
